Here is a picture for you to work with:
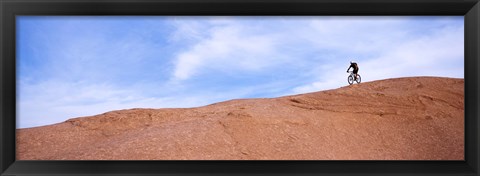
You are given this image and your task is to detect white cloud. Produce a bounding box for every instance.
[359,23,464,81]
[171,18,285,81]
[303,17,411,54]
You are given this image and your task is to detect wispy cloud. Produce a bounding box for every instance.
[171,18,283,81]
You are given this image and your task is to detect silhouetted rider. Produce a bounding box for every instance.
[347,61,359,81]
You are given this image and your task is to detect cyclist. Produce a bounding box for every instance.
[346,61,359,81]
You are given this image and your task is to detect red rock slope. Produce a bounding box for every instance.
[16,77,464,160]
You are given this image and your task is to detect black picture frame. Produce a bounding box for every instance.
[1,0,479,175]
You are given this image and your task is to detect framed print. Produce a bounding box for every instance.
[1,0,479,175]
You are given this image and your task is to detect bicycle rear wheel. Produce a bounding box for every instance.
[356,74,361,83]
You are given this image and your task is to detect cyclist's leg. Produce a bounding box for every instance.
[353,69,358,80]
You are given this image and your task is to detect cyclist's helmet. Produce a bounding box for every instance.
[350,61,354,64]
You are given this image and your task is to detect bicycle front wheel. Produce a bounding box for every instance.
[348,75,354,85]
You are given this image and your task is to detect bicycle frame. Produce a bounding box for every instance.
[348,71,356,77]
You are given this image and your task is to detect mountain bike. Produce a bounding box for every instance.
[347,71,361,85]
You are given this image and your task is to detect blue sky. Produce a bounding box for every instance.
[17,16,464,128]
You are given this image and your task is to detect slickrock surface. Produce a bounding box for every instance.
[17,77,464,160]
